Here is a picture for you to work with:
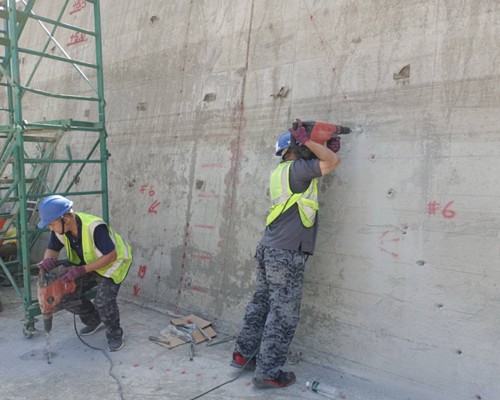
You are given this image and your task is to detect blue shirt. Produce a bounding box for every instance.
[47,214,115,265]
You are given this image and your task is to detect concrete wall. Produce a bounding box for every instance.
[17,0,500,398]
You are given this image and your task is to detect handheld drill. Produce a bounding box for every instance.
[291,120,351,159]
[37,261,77,333]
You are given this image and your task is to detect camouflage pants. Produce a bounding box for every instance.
[60,272,123,340]
[234,244,306,380]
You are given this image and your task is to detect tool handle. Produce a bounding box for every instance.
[196,324,212,341]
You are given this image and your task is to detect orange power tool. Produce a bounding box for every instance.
[290,120,351,159]
[37,261,77,333]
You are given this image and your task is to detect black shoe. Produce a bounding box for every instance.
[108,334,124,352]
[79,322,103,336]
[252,371,296,389]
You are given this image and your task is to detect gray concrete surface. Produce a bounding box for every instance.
[4,0,500,398]
[1,284,448,400]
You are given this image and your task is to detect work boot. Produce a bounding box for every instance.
[230,351,256,371]
[79,321,103,336]
[252,371,296,389]
[108,333,124,352]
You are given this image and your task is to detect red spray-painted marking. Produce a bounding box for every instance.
[230,103,247,130]
[201,163,224,168]
[69,0,86,15]
[138,265,147,278]
[133,283,140,296]
[379,231,400,259]
[148,200,161,214]
[67,32,87,46]
[190,286,209,293]
[194,224,215,229]
[428,200,456,219]
[140,185,161,214]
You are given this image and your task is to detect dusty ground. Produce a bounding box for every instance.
[0,284,447,400]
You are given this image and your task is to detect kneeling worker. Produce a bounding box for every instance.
[37,195,133,351]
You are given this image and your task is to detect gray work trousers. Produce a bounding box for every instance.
[234,244,306,380]
[60,272,123,340]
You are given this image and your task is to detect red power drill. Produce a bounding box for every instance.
[37,261,77,333]
[290,120,351,159]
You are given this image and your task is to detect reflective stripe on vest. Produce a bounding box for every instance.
[266,161,319,227]
[56,213,133,284]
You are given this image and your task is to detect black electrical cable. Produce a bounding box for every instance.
[188,348,259,400]
[73,307,257,400]
[73,312,104,351]
[73,314,126,400]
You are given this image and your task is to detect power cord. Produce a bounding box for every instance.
[73,313,256,400]
[188,348,259,400]
[72,314,125,400]
[73,313,104,350]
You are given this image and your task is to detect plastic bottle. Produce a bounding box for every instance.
[305,380,337,399]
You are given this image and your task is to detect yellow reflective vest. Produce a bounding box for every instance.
[56,213,133,284]
[266,161,319,227]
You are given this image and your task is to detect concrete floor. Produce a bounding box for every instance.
[0,284,447,400]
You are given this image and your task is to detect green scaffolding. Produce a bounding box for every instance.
[0,0,108,337]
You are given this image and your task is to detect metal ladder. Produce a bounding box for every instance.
[0,0,109,337]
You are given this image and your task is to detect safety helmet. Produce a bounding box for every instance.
[37,195,73,228]
[275,131,292,156]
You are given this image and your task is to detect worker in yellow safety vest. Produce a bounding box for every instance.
[232,119,342,389]
[37,195,133,351]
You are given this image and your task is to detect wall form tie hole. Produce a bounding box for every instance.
[203,93,217,102]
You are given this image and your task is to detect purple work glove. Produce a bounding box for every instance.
[290,119,310,144]
[61,266,86,282]
[38,257,57,272]
[326,136,341,153]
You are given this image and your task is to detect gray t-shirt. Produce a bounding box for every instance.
[259,158,322,255]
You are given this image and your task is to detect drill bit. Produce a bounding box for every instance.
[45,331,52,364]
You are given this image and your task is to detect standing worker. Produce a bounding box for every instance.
[37,195,133,351]
[231,119,342,388]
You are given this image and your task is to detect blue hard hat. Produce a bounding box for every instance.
[37,195,73,228]
[275,131,292,156]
